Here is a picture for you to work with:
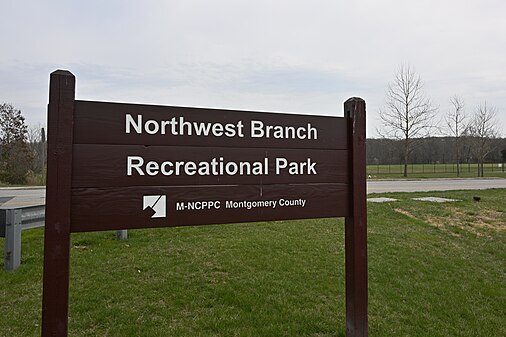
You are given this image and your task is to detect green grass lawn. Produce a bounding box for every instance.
[1,189,505,336]
[367,163,506,179]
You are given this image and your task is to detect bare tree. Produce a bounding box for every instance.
[378,64,438,177]
[26,124,42,145]
[27,124,47,183]
[445,96,466,176]
[464,102,500,177]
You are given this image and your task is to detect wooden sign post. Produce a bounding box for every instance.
[42,70,367,336]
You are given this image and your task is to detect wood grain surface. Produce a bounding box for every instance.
[71,183,348,232]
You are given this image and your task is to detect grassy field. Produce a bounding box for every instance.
[1,189,505,336]
[367,163,506,179]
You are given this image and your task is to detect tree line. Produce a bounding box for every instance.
[367,137,506,166]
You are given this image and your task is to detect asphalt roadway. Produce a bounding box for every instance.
[1,178,505,209]
[0,187,46,209]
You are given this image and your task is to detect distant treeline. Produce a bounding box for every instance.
[367,137,506,165]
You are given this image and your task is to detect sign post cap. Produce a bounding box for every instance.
[344,97,365,104]
[51,69,74,77]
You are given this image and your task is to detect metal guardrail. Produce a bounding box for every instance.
[1,205,45,271]
[1,205,128,271]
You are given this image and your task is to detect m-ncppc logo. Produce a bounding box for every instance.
[143,195,166,218]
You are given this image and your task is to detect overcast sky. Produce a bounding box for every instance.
[1,0,505,137]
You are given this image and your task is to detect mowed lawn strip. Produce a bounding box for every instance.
[0,189,504,336]
[367,163,506,179]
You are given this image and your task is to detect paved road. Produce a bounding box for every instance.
[0,187,45,209]
[1,179,505,208]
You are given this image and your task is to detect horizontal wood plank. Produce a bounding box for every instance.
[73,100,348,149]
[72,145,348,188]
[70,183,348,232]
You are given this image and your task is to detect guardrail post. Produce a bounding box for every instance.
[116,230,128,240]
[4,209,22,271]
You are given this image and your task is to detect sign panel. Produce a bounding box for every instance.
[69,100,350,232]
[42,70,367,337]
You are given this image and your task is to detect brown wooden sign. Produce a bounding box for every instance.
[42,70,367,336]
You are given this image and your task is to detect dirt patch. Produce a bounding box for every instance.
[474,210,505,232]
[425,215,462,237]
[394,208,417,219]
[394,206,504,237]
[425,216,446,229]
[427,208,504,237]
